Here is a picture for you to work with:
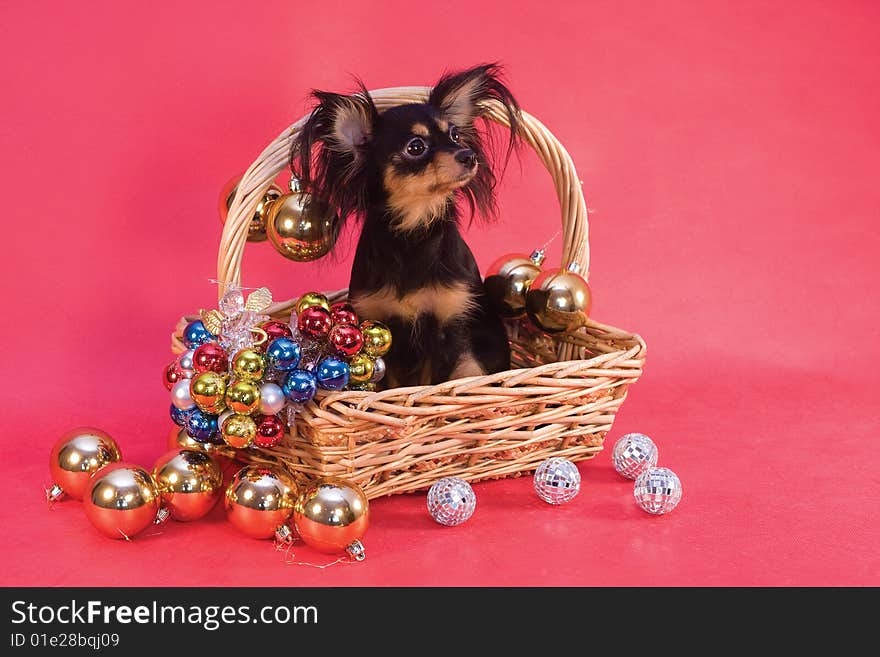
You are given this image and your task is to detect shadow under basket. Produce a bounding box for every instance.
[175,85,647,499]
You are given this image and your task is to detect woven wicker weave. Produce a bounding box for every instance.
[173,86,646,499]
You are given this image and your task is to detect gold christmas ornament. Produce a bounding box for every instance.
[225,465,298,540]
[483,249,545,319]
[231,349,266,381]
[219,175,283,243]
[221,414,257,449]
[190,371,228,414]
[360,320,392,358]
[295,291,331,315]
[152,449,223,521]
[47,428,122,502]
[525,264,592,333]
[348,353,375,384]
[83,463,161,539]
[225,380,261,415]
[168,426,200,451]
[167,426,234,464]
[293,477,369,559]
[265,179,339,262]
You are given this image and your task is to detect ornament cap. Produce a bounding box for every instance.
[46,484,65,504]
[288,177,302,194]
[154,507,171,525]
[566,261,582,274]
[529,248,546,266]
[249,326,269,348]
[275,524,295,547]
[346,539,366,562]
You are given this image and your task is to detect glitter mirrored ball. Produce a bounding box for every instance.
[533,457,581,504]
[634,467,682,515]
[427,477,476,526]
[612,433,659,479]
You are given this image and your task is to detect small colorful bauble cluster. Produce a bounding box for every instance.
[483,246,592,333]
[166,304,286,449]
[288,291,391,394]
[224,465,369,560]
[166,287,392,451]
[611,433,682,515]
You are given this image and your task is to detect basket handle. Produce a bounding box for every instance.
[218,86,589,300]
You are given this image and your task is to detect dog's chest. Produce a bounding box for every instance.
[351,283,476,325]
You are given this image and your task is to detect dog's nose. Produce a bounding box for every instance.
[455,149,477,168]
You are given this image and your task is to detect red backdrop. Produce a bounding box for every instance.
[1,0,877,586]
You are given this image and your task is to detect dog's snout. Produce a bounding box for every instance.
[454,149,477,168]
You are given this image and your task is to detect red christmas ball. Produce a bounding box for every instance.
[253,414,285,448]
[297,306,332,341]
[192,343,229,374]
[162,361,184,391]
[329,323,364,358]
[330,302,359,327]
[259,320,293,349]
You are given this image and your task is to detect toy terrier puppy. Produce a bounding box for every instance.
[292,64,521,388]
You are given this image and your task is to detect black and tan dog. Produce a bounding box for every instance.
[292,64,521,388]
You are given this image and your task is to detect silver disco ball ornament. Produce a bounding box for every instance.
[427,477,476,526]
[611,433,659,479]
[634,467,682,515]
[533,457,581,505]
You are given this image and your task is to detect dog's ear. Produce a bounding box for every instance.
[430,64,521,222]
[315,90,375,155]
[428,63,520,131]
[292,86,379,220]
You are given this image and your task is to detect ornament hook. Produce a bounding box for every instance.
[154,507,171,525]
[46,484,64,506]
[249,326,269,347]
[346,540,366,562]
[274,524,296,548]
[529,248,546,266]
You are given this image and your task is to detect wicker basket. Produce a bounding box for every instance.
[173,86,647,499]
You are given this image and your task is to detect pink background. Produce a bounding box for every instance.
[1,0,878,586]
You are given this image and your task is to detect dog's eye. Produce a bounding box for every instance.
[404,137,427,158]
[449,125,461,144]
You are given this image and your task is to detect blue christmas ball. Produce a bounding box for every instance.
[282,369,318,404]
[315,356,350,391]
[266,337,302,371]
[185,408,219,443]
[169,404,192,427]
[182,320,215,348]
